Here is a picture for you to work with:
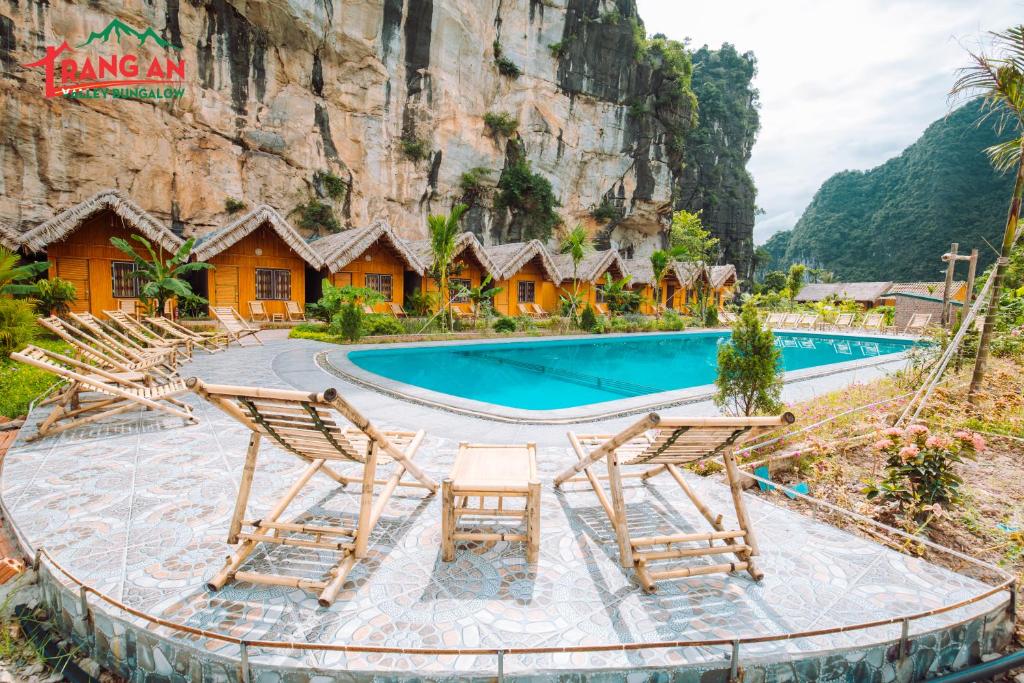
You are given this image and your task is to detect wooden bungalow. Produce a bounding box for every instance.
[313,220,425,313]
[550,249,629,311]
[18,189,184,315]
[623,258,711,314]
[191,205,324,320]
[709,264,738,308]
[404,232,501,311]
[483,240,561,316]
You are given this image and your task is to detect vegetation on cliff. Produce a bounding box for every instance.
[762,99,1016,281]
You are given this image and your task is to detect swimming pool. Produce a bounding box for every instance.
[346,332,917,411]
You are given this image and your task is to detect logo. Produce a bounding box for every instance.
[23,18,186,100]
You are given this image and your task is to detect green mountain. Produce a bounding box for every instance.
[77,18,177,50]
[762,100,1017,282]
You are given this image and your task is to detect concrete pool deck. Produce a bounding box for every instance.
[1,338,1012,681]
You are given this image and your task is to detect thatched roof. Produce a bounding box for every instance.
[671,261,711,287]
[549,248,628,285]
[483,240,561,281]
[404,232,501,279]
[312,219,425,274]
[0,224,22,251]
[886,281,966,299]
[709,264,738,289]
[796,282,894,304]
[623,258,655,286]
[19,189,183,254]
[192,205,324,266]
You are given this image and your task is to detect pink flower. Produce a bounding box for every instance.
[883,427,903,437]
[873,439,892,451]
[906,424,929,436]
[899,445,920,460]
[971,434,987,452]
[925,435,950,450]
[953,430,971,440]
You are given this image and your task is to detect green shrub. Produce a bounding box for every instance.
[315,170,348,200]
[0,298,37,356]
[548,39,571,58]
[292,322,329,335]
[33,278,77,317]
[492,42,521,78]
[610,316,630,332]
[714,303,783,416]
[599,9,622,24]
[178,293,209,319]
[659,309,687,331]
[494,316,517,333]
[591,200,620,222]
[363,314,405,336]
[483,112,518,137]
[401,137,431,161]
[580,305,597,331]
[592,316,609,334]
[225,197,246,214]
[404,288,435,317]
[459,167,493,203]
[0,337,67,418]
[297,199,341,235]
[496,155,561,241]
[703,306,719,327]
[332,303,364,342]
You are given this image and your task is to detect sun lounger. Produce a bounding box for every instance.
[187,379,437,606]
[285,301,306,322]
[764,312,785,327]
[388,302,407,318]
[145,316,226,353]
[526,303,549,318]
[781,313,802,328]
[66,313,179,376]
[831,313,855,331]
[594,303,610,316]
[861,313,885,333]
[450,303,472,320]
[248,301,269,323]
[797,313,819,330]
[117,299,138,316]
[718,309,737,325]
[105,309,189,358]
[10,345,195,442]
[37,316,173,378]
[442,442,540,562]
[904,313,932,335]
[554,411,795,592]
[210,306,263,346]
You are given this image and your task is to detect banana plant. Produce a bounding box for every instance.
[0,247,49,298]
[458,274,503,326]
[109,235,212,316]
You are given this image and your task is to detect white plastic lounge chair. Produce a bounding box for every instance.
[554,411,795,592]
[187,379,437,606]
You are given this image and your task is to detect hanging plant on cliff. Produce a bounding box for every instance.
[496,153,561,241]
[109,236,212,317]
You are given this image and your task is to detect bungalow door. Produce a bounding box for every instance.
[215,266,239,311]
[56,258,90,313]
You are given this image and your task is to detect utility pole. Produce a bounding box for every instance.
[941,247,978,328]
[940,243,958,327]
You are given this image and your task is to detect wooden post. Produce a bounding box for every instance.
[723,448,764,581]
[965,248,978,312]
[605,451,633,568]
[526,480,540,563]
[941,242,958,327]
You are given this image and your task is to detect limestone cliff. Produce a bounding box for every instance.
[0,0,759,274]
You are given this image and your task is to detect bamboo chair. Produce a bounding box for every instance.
[781,312,802,328]
[388,302,407,318]
[117,299,138,317]
[36,317,173,379]
[831,313,855,331]
[210,307,263,346]
[187,379,437,606]
[104,310,190,359]
[861,313,885,333]
[248,301,270,323]
[718,309,737,325]
[528,303,549,318]
[362,304,376,315]
[594,303,610,316]
[797,313,819,330]
[764,312,785,327]
[10,345,195,442]
[145,316,227,353]
[65,313,179,376]
[903,313,932,335]
[286,301,306,322]
[450,303,472,320]
[554,411,795,592]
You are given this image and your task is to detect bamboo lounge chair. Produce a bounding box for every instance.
[527,303,549,318]
[37,316,172,378]
[210,307,263,346]
[831,312,855,331]
[797,313,819,330]
[781,312,802,328]
[248,301,270,323]
[145,316,226,353]
[594,302,610,316]
[553,411,795,592]
[388,302,407,318]
[117,299,138,316]
[286,301,306,322]
[10,345,195,442]
[904,313,932,335]
[861,313,885,333]
[105,309,190,359]
[764,312,785,327]
[718,309,737,325]
[65,313,179,376]
[187,379,437,606]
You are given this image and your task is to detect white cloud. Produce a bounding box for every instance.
[635,0,1024,244]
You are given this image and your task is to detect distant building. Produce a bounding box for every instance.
[794,280,967,309]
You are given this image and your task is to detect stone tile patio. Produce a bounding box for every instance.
[1,339,1011,680]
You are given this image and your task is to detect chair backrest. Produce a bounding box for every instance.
[249,301,267,318]
[834,313,854,327]
[11,344,145,393]
[799,313,818,326]
[389,302,405,316]
[146,316,196,340]
[211,307,253,332]
[286,301,302,314]
[118,299,137,315]
[862,313,883,329]
[36,317,135,371]
[615,413,796,467]
[783,313,802,325]
[70,312,148,354]
[905,313,932,332]
[765,312,785,325]
[105,309,158,340]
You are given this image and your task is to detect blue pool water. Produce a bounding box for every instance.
[347,332,917,410]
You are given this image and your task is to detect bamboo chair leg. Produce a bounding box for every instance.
[228,434,261,544]
[665,464,725,533]
[353,442,379,558]
[441,479,455,562]
[526,481,540,563]
[605,452,633,568]
[723,449,764,581]
[317,553,357,607]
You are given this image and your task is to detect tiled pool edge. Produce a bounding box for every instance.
[27,556,1015,683]
[320,330,917,424]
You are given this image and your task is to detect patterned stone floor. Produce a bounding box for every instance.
[0,340,1006,676]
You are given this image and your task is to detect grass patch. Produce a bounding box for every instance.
[0,337,68,419]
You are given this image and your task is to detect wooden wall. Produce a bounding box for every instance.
[205,223,308,320]
[45,211,165,316]
[328,241,408,313]
[419,253,490,312]
[493,256,558,316]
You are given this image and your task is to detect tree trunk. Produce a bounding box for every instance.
[968,141,1024,403]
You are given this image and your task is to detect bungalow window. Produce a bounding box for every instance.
[517,280,536,303]
[365,273,393,302]
[255,268,291,301]
[111,261,141,299]
[450,278,471,303]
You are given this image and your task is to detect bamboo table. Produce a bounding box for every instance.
[442,442,540,562]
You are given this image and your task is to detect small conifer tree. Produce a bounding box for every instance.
[714,303,784,416]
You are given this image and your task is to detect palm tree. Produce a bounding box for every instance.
[0,247,49,297]
[110,235,211,316]
[558,223,592,320]
[461,274,503,326]
[950,26,1024,402]
[649,249,671,317]
[427,203,469,330]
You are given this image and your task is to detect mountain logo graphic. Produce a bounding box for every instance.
[77,18,180,50]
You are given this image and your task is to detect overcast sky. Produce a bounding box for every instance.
[635,0,1023,244]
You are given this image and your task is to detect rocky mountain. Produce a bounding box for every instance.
[0,0,759,275]
[761,100,1016,282]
